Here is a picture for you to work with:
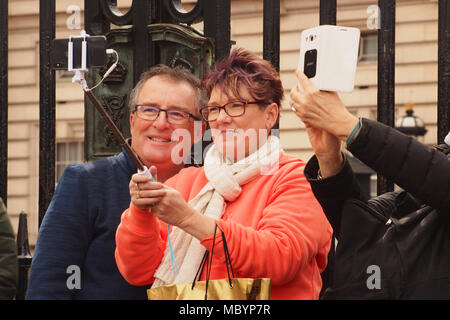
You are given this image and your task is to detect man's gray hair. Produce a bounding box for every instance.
[129,64,208,116]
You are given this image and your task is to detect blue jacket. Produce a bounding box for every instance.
[26,151,150,299]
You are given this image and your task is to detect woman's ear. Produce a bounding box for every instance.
[265,103,279,131]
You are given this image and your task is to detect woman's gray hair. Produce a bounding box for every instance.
[129,64,208,116]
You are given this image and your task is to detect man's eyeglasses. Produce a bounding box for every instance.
[200,101,259,122]
[134,105,201,125]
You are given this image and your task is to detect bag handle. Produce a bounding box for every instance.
[222,229,235,282]
[191,224,235,300]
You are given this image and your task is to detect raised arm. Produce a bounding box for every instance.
[304,154,364,239]
[348,118,450,213]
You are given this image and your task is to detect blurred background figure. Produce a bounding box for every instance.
[0,198,17,300]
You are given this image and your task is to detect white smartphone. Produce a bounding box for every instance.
[297,25,360,92]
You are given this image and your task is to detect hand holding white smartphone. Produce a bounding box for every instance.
[297,25,360,92]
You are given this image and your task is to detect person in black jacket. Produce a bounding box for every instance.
[290,71,450,299]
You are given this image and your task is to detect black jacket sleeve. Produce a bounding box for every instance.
[305,154,364,238]
[348,118,450,213]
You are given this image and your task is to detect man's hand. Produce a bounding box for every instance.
[129,166,164,211]
[129,166,215,240]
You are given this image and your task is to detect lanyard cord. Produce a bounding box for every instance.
[167,224,180,278]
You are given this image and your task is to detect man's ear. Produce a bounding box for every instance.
[265,103,279,131]
[129,112,135,131]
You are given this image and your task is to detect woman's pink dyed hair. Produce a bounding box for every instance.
[202,47,284,108]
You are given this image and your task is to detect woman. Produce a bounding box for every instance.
[115,48,332,300]
[290,71,450,299]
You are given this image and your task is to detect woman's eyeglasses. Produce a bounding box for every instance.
[134,105,201,125]
[200,101,259,122]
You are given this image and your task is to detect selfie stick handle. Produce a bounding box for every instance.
[137,166,155,181]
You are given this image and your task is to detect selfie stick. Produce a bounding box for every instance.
[68,31,154,179]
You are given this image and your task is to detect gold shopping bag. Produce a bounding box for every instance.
[148,225,271,300]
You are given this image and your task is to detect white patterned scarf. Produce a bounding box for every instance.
[151,135,283,287]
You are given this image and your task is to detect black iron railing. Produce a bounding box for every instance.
[438,0,450,144]
[16,211,33,300]
[0,0,8,205]
[39,0,56,228]
[377,0,396,194]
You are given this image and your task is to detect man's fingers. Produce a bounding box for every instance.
[130,173,164,197]
[133,196,162,206]
[137,189,166,199]
[138,182,164,193]
[131,173,152,184]
[149,165,158,182]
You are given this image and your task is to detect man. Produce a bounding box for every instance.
[26,65,207,299]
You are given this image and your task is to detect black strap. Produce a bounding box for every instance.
[191,250,209,290]
[191,224,235,300]
[222,230,235,286]
[204,224,218,299]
